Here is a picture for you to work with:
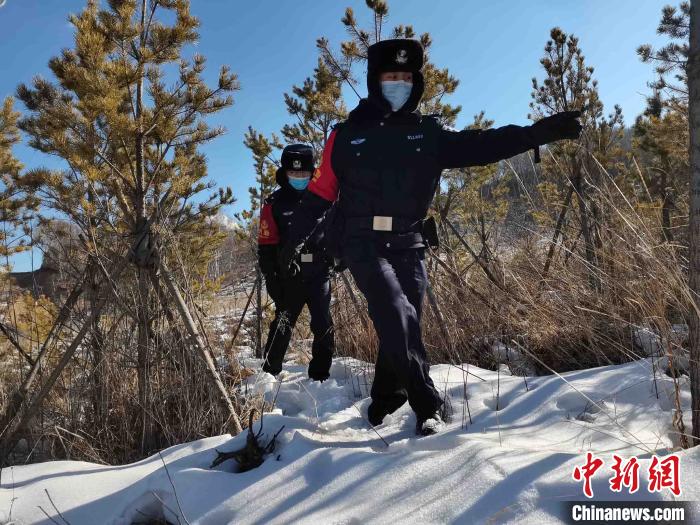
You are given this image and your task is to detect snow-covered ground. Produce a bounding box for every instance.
[1,356,698,524]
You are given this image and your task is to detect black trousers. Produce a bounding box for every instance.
[262,262,334,379]
[347,246,442,419]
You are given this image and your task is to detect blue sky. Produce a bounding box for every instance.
[1,0,668,270]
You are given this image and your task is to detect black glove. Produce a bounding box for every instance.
[530,111,582,146]
[421,216,440,250]
[278,241,302,278]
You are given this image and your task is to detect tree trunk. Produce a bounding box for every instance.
[0,274,86,441]
[88,268,107,429]
[255,165,264,359]
[225,277,258,353]
[159,261,243,435]
[134,0,154,454]
[688,0,700,447]
[255,266,263,359]
[662,172,674,243]
[0,258,129,461]
[542,185,574,279]
[136,268,153,453]
[572,166,600,291]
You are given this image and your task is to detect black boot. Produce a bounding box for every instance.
[307,359,331,382]
[368,402,390,426]
[308,370,330,382]
[415,411,445,436]
[262,360,281,376]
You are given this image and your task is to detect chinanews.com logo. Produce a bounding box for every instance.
[567,452,690,523]
[568,503,688,523]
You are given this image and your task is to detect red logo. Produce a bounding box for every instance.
[573,452,604,498]
[573,453,681,498]
[648,455,681,497]
[610,455,640,494]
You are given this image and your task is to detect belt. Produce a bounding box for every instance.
[345,216,423,233]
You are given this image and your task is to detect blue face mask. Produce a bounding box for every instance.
[381,80,413,112]
[289,177,310,191]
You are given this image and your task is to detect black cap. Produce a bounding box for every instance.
[365,39,425,114]
[277,144,315,187]
[367,39,424,74]
[281,144,314,172]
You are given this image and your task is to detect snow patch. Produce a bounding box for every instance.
[1,358,697,524]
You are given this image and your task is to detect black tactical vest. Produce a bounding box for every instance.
[331,115,442,228]
[269,187,325,252]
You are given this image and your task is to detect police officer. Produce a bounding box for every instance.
[280,39,581,435]
[258,144,335,381]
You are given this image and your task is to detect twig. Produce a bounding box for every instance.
[0,322,34,366]
[158,452,190,525]
[44,489,71,525]
[351,402,389,448]
[510,339,654,454]
[225,278,258,352]
[150,490,185,525]
[37,505,63,525]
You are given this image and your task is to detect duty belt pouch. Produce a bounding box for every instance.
[422,216,440,250]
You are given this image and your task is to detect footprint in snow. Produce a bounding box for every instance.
[556,391,608,422]
[483,395,508,411]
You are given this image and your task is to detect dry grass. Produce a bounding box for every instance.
[1,153,694,465]
[327,156,691,443]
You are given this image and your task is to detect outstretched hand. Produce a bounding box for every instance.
[531,110,582,145]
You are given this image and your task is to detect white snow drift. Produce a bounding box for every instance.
[1,357,698,524]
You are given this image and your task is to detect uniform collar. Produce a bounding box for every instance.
[348,98,422,125]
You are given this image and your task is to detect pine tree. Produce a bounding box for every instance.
[633,101,688,243]
[14,0,238,452]
[241,127,282,221]
[635,3,691,244]
[434,114,503,245]
[282,58,347,154]
[638,2,689,112]
[243,54,348,221]
[530,28,625,288]
[0,97,37,265]
[316,0,461,126]
[0,96,41,369]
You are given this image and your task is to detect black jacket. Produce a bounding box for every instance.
[258,172,329,281]
[288,97,541,255]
